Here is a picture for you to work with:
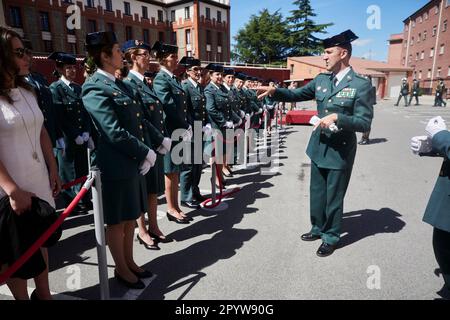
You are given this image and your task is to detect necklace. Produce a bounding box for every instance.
[11,88,40,163]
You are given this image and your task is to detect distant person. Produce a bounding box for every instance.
[358,75,376,145]
[408,79,420,106]
[395,78,409,107]
[434,79,447,107]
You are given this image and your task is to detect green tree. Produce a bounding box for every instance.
[287,0,333,56]
[232,9,290,64]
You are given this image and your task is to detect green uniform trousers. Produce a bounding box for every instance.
[433,228,450,290]
[310,161,352,246]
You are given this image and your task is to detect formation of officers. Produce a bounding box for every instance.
[395,77,447,107]
[30,31,279,288]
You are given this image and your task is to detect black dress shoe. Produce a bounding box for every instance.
[193,194,207,202]
[181,200,200,209]
[114,271,145,289]
[167,212,190,224]
[137,234,160,250]
[30,289,40,300]
[316,242,337,257]
[148,232,174,243]
[131,269,153,279]
[301,232,321,242]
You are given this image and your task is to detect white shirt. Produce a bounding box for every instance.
[60,75,72,88]
[210,81,221,90]
[96,68,116,82]
[334,66,352,87]
[188,77,198,88]
[128,70,145,82]
[160,66,175,78]
[223,83,231,91]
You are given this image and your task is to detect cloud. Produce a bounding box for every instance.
[353,39,374,47]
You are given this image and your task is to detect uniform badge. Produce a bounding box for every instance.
[336,88,357,98]
[317,86,322,91]
[323,88,327,93]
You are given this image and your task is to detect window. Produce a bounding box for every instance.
[411,37,414,45]
[185,29,191,45]
[158,10,164,22]
[143,29,150,44]
[171,10,175,22]
[428,69,432,78]
[418,16,422,23]
[106,22,114,32]
[419,70,422,80]
[87,19,97,33]
[416,52,419,61]
[421,51,425,60]
[290,64,294,75]
[9,6,22,28]
[412,20,416,28]
[206,30,211,45]
[217,32,222,46]
[448,66,450,77]
[171,31,177,45]
[105,0,113,11]
[43,40,53,53]
[418,33,421,43]
[40,12,51,31]
[408,54,412,64]
[86,0,95,8]
[124,2,131,15]
[437,67,442,77]
[142,6,148,19]
[185,7,190,19]
[444,20,448,32]
[435,5,439,14]
[206,7,211,20]
[433,26,437,36]
[158,31,164,42]
[125,26,133,41]
[424,12,428,20]
[440,44,445,55]
[423,31,427,40]
[217,11,222,23]
[430,47,434,57]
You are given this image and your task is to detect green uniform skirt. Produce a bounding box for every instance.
[146,154,165,194]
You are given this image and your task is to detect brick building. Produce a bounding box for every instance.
[1,0,231,62]
[398,0,450,94]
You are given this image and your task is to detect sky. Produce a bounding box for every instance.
[231,0,431,62]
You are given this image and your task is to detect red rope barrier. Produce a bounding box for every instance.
[61,176,88,191]
[0,176,95,285]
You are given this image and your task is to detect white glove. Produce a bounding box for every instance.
[182,125,193,142]
[157,137,172,155]
[56,138,65,150]
[139,149,157,175]
[240,110,245,118]
[411,136,432,155]
[157,145,168,155]
[87,137,95,150]
[258,108,263,114]
[235,119,243,127]
[245,114,251,122]
[75,135,84,145]
[329,123,340,133]
[426,116,447,139]
[202,124,213,138]
[82,132,90,142]
[224,121,234,129]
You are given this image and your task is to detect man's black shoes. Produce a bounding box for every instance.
[301,232,321,242]
[316,243,337,257]
[181,200,201,209]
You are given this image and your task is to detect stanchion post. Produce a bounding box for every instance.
[91,168,110,300]
[263,110,268,148]
[244,119,249,168]
[211,161,217,205]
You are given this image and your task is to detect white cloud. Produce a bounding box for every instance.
[353,39,374,47]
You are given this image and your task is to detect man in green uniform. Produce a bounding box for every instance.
[408,79,420,106]
[411,116,450,293]
[434,79,447,107]
[395,78,409,107]
[179,56,208,208]
[48,52,93,213]
[258,30,374,257]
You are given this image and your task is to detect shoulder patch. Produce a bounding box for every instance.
[355,73,370,82]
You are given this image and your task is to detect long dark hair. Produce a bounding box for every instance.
[0,27,32,103]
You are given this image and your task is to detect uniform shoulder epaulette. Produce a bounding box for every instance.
[355,73,371,82]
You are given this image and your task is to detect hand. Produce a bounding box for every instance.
[256,86,276,100]
[75,135,85,145]
[146,149,157,167]
[182,125,193,142]
[139,160,151,175]
[224,121,234,129]
[49,168,62,198]
[9,187,35,215]
[82,132,90,142]
[411,136,432,155]
[240,110,246,118]
[87,137,95,150]
[56,138,65,150]
[426,116,447,138]
[236,119,243,127]
[313,114,339,131]
[161,137,172,151]
[245,114,251,122]
[258,108,263,114]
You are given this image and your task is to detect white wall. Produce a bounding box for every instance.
[388,72,407,98]
[168,2,194,22]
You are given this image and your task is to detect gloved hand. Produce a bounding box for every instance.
[258,108,263,114]
[235,119,243,127]
[161,137,172,151]
[82,132,90,142]
[87,137,95,150]
[245,114,251,122]
[411,136,432,155]
[240,110,246,118]
[56,138,65,150]
[224,121,234,129]
[182,125,193,142]
[329,123,340,133]
[426,116,447,138]
[139,149,157,175]
[202,123,213,137]
[75,135,85,145]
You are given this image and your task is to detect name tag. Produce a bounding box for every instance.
[336,88,357,99]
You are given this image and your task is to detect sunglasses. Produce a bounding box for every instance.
[189,67,202,72]
[13,48,32,58]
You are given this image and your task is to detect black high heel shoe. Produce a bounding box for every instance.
[167,212,190,224]
[148,231,174,243]
[131,269,153,279]
[137,234,160,250]
[114,270,145,289]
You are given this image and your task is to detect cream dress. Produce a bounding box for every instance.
[0,87,55,207]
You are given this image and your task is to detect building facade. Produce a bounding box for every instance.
[1,0,231,62]
[399,0,450,93]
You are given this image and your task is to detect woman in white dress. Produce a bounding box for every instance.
[0,27,61,300]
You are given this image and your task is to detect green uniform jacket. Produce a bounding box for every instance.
[243,88,262,127]
[49,79,91,141]
[182,79,208,126]
[423,130,450,233]
[152,70,189,136]
[81,72,150,180]
[204,82,232,130]
[123,73,165,149]
[223,85,243,124]
[400,82,409,96]
[273,68,373,170]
